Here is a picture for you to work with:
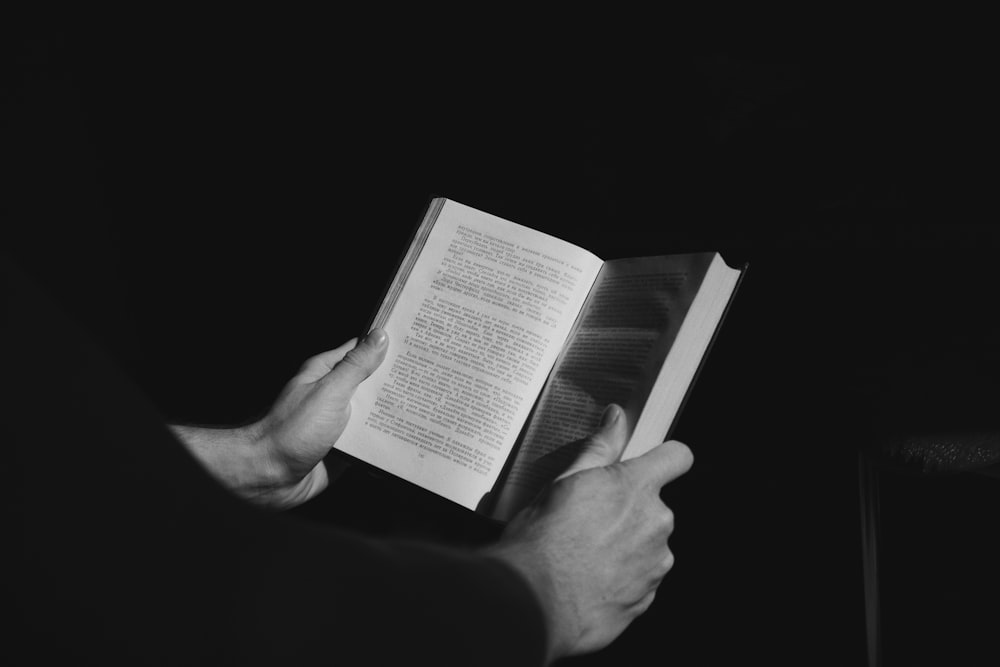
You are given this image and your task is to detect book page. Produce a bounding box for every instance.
[491,253,725,520]
[336,199,604,511]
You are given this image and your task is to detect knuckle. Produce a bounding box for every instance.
[583,434,614,458]
[635,591,656,616]
[648,548,674,578]
[342,347,366,366]
[340,347,374,374]
[661,550,675,574]
[299,355,326,376]
[678,444,695,471]
[658,506,675,534]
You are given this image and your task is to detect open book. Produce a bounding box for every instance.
[336,198,745,521]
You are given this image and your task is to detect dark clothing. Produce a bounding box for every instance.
[4,258,547,666]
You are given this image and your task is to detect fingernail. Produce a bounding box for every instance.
[601,404,620,427]
[366,328,387,347]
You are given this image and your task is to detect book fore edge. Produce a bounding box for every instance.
[370,197,447,331]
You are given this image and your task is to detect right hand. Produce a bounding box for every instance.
[485,404,694,663]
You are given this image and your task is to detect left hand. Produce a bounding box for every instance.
[254,328,388,506]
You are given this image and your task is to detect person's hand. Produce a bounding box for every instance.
[253,328,388,507]
[484,404,693,663]
[171,329,387,509]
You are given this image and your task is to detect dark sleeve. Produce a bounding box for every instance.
[4,257,548,667]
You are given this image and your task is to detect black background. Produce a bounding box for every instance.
[6,11,999,666]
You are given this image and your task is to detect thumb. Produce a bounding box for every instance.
[322,328,388,395]
[557,404,628,480]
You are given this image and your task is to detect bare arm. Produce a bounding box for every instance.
[172,330,693,664]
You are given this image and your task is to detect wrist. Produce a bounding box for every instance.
[243,419,297,490]
[170,422,292,502]
[482,541,572,664]
[246,417,331,509]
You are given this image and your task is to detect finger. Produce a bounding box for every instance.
[629,590,657,617]
[301,461,330,499]
[299,338,359,382]
[556,404,628,480]
[657,549,676,579]
[276,462,330,509]
[321,328,388,395]
[621,439,694,490]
